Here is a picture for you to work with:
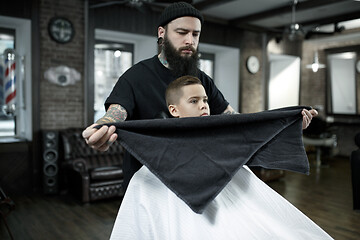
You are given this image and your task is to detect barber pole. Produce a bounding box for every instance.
[3,49,16,116]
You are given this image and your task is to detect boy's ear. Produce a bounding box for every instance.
[168,105,180,118]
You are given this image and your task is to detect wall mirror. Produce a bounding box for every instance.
[326,47,359,116]
[267,54,300,110]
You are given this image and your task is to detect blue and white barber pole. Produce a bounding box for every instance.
[3,48,16,116]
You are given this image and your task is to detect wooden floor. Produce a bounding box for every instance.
[268,156,360,240]
[1,156,359,240]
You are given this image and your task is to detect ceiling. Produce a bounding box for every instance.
[90,0,360,39]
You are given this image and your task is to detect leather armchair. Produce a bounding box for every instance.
[60,128,125,203]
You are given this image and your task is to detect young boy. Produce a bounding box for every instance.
[109,76,332,240]
[165,75,210,118]
[110,76,332,240]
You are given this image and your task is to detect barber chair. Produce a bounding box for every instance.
[351,132,360,210]
[60,128,125,203]
[302,117,337,167]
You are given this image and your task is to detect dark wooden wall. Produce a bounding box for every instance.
[92,5,246,48]
[0,0,32,19]
[0,142,32,195]
[0,0,41,195]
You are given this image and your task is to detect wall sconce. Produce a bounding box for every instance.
[306,51,326,72]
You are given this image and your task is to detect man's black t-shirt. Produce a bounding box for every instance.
[105,55,229,189]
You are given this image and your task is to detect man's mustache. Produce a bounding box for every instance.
[178,46,196,52]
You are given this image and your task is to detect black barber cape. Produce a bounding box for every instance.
[101,106,310,213]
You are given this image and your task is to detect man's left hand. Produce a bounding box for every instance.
[302,108,318,129]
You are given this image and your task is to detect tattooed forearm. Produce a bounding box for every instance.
[222,105,239,115]
[96,104,128,124]
[223,109,238,115]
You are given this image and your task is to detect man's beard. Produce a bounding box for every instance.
[163,36,199,78]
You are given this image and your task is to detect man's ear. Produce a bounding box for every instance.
[158,26,165,39]
[168,105,180,118]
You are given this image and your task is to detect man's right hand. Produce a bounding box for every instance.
[82,123,118,152]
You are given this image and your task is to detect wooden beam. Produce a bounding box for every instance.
[300,10,360,27]
[194,0,236,11]
[230,0,351,27]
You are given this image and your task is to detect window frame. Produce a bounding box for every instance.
[199,52,215,78]
[93,40,134,122]
[0,15,32,141]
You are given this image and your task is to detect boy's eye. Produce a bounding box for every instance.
[190,99,198,104]
[204,99,208,103]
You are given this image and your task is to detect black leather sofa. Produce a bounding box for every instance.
[60,128,125,203]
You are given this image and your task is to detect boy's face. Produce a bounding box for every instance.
[169,84,210,118]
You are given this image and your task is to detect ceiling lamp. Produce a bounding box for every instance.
[286,0,304,41]
[306,51,326,72]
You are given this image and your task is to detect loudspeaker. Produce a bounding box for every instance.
[42,130,59,194]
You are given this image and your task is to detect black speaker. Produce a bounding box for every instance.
[42,130,59,194]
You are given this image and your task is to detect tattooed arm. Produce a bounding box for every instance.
[222,105,238,115]
[82,104,128,152]
[221,104,317,130]
[96,104,128,124]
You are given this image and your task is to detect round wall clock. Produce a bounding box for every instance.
[48,17,75,44]
[246,55,260,74]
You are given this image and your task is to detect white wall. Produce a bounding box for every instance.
[268,54,300,110]
[95,29,157,64]
[200,43,240,112]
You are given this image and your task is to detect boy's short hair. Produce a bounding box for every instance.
[165,75,202,106]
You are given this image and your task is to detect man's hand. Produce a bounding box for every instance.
[82,123,118,152]
[82,104,127,151]
[222,105,238,115]
[302,108,318,129]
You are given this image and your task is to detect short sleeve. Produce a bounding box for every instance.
[105,76,135,118]
[198,73,229,115]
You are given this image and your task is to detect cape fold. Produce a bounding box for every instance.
[101,106,310,213]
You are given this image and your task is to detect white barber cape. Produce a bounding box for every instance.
[109,165,333,240]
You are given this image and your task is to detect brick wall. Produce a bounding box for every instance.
[301,34,360,114]
[39,0,85,130]
[240,30,264,113]
[301,32,360,156]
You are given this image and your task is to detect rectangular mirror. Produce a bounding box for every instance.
[268,54,300,110]
[326,48,359,116]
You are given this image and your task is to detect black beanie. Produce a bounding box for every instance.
[158,2,204,27]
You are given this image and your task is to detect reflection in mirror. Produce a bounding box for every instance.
[268,54,300,110]
[326,51,358,115]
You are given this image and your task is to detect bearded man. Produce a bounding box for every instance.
[82,2,317,191]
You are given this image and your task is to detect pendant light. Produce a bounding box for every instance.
[287,0,304,41]
[306,51,326,72]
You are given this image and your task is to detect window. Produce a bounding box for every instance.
[199,52,215,78]
[94,41,134,122]
[0,16,32,141]
[0,28,16,136]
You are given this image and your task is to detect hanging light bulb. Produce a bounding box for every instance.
[306,51,326,72]
[286,0,304,41]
